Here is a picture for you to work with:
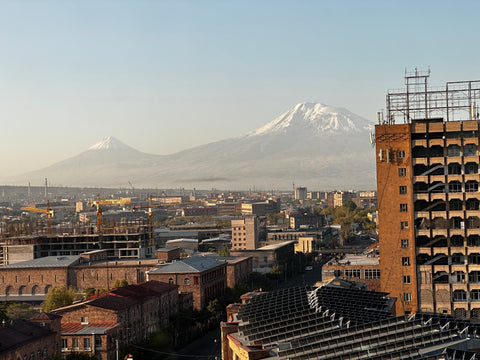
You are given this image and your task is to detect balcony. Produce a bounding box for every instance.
[413,157,429,166]
[448,193,464,200]
[450,229,466,236]
[450,246,466,254]
[431,193,447,201]
[416,247,431,255]
[464,155,480,163]
[449,210,464,218]
[446,174,463,182]
[430,157,445,165]
[433,248,449,256]
[445,138,462,146]
[467,228,480,236]
[465,173,480,182]
[412,139,427,147]
[447,156,463,164]
[430,174,446,183]
[416,211,429,218]
[417,229,430,237]
[431,211,447,218]
[414,193,429,201]
[432,229,448,237]
[466,210,480,218]
[430,138,445,146]
[414,175,429,183]
[433,265,450,273]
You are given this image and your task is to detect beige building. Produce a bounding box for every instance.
[231,216,261,250]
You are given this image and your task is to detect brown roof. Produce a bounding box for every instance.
[109,280,178,298]
[87,294,137,310]
[29,312,62,321]
[62,322,118,334]
[0,320,54,353]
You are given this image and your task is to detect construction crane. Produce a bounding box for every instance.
[89,193,131,232]
[21,200,54,233]
[131,196,160,245]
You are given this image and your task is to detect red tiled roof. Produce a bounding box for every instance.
[62,322,117,334]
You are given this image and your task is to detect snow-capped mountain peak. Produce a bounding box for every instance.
[248,102,373,137]
[88,136,133,151]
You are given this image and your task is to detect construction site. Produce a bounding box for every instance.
[0,195,156,265]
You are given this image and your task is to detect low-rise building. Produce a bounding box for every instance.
[147,255,227,310]
[52,281,182,360]
[0,313,62,360]
[230,241,295,273]
[322,253,381,291]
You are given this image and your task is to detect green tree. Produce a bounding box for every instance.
[112,279,128,288]
[42,287,78,312]
[6,302,37,320]
[218,245,230,257]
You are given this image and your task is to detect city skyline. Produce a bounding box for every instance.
[2,0,479,178]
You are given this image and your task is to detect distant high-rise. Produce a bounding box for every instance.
[295,187,307,201]
[376,71,480,318]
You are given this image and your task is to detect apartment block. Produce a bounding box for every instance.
[376,72,480,318]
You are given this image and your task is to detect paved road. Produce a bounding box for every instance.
[165,328,221,360]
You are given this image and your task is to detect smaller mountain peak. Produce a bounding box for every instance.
[88,136,132,151]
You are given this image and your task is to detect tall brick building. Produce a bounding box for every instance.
[376,71,480,318]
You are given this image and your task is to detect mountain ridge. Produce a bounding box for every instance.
[3,103,376,190]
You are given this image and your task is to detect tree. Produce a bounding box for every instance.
[6,302,37,320]
[42,287,78,312]
[218,245,230,257]
[112,279,128,288]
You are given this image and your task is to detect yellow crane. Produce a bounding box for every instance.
[21,200,54,233]
[89,193,131,232]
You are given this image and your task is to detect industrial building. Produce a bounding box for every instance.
[376,71,480,317]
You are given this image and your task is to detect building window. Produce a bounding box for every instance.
[345,269,361,278]
[398,168,407,177]
[364,269,380,279]
[399,186,407,194]
[72,338,79,350]
[447,145,461,156]
[464,144,477,156]
[400,204,408,212]
[168,278,173,284]
[403,293,412,302]
[61,339,67,350]
[400,221,409,230]
[403,275,411,284]
[81,317,88,324]
[95,337,102,349]
[402,257,410,266]
[194,277,199,285]
[398,150,406,159]
[84,338,91,350]
[401,239,409,248]
[184,278,190,285]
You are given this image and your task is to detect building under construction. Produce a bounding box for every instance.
[0,219,155,265]
[376,69,480,318]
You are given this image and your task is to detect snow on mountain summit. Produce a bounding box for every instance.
[248,102,373,137]
[88,136,133,151]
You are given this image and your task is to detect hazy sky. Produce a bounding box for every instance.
[1,0,479,180]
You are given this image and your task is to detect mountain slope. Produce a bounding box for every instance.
[4,103,376,189]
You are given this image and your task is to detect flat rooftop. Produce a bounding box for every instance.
[325,254,379,266]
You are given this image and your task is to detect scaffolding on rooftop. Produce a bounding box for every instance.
[384,68,480,125]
